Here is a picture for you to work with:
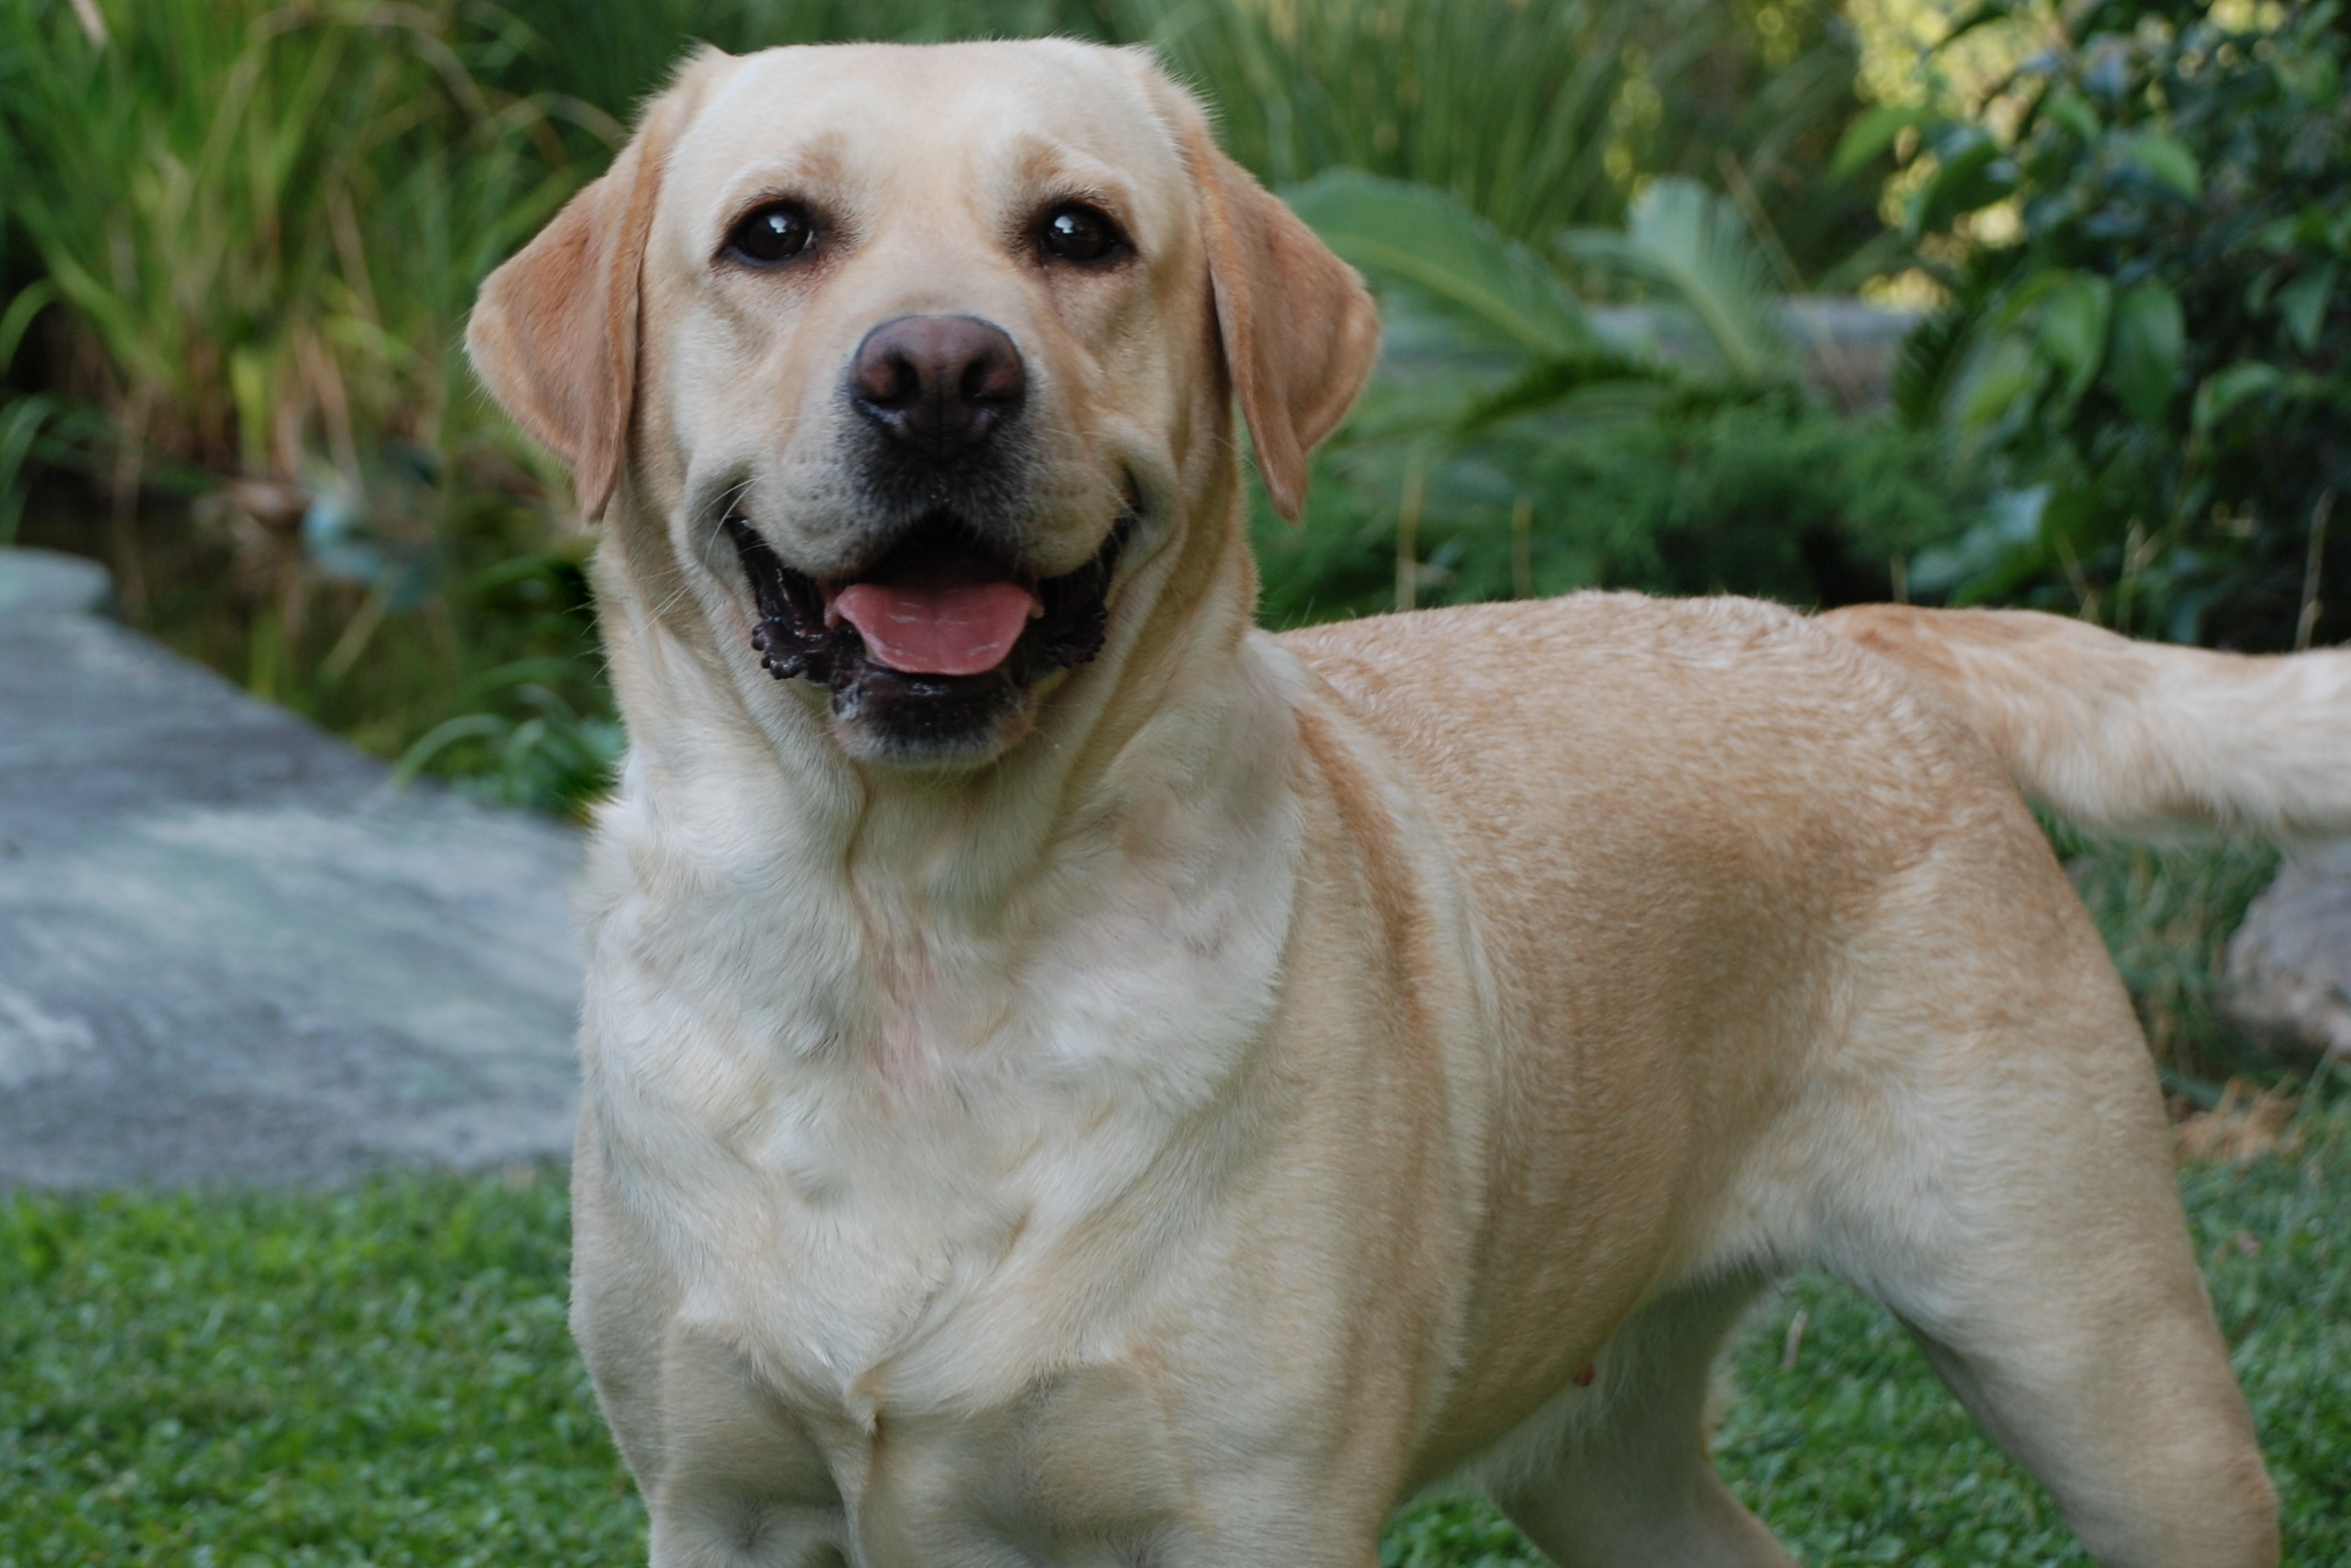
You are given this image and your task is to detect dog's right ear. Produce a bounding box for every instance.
[1158,95,1380,524]
[465,99,680,523]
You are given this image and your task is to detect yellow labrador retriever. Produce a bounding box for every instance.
[468,39,2351,1568]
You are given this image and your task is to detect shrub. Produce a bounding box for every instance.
[1877,0,2351,650]
[1257,172,1983,627]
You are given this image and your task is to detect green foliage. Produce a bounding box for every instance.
[1892,0,2351,650]
[1259,172,1981,626]
[475,0,1116,140]
[0,0,617,813]
[2048,823,2284,1081]
[390,661,625,816]
[0,0,576,482]
[474,0,1882,261]
[8,1095,2348,1564]
[1563,178,1795,381]
[1114,0,1876,260]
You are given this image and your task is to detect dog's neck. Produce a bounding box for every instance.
[582,458,1305,1103]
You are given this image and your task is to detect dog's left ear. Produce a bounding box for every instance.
[1186,130,1381,523]
[465,91,686,523]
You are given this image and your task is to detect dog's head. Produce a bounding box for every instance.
[467,41,1376,768]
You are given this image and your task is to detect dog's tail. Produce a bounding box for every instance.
[1818,605,2351,841]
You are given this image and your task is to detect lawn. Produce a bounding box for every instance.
[5,1090,2346,1566]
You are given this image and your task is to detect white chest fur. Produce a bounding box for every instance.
[569,644,1310,1555]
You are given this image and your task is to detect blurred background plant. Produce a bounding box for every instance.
[1257,168,1980,624]
[0,0,612,803]
[1877,0,2350,651]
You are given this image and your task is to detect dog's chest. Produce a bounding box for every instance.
[604,1024,1214,1564]
[574,792,1303,1560]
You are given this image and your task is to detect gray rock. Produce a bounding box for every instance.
[2226,842,2351,1062]
[0,546,113,617]
[0,551,585,1188]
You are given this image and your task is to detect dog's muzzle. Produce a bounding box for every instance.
[722,510,1129,718]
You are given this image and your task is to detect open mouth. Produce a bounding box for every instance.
[722,510,1128,715]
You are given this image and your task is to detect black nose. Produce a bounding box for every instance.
[849,315,1026,452]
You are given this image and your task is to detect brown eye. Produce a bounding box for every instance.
[1040,204,1123,264]
[728,201,816,265]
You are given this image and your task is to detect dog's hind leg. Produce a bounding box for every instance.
[1815,954,2279,1566]
[1852,1133,2277,1565]
[1481,1280,1799,1568]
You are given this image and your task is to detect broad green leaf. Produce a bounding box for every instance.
[2107,279,2184,423]
[1907,134,2012,238]
[1892,304,1977,425]
[2277,260,2336,353]
[2039,89,2101,144]
[1561,178,1789,385]
[2192,362,2282,435]
[0,394,57,547]
[2271,45,2341,103]
[1286,169,1591,361]
[1831,104,1928,182]
[0,282,58,376]
[1909,483,2046,596]
[1456,348,1661,434]
[2031,272,2112,404]
[1954,334,2041,430]
[2122,133,2200,200]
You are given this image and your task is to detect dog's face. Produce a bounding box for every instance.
[469,41,1378,768]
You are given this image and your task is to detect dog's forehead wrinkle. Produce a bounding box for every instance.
[679,47,1184,226]
[695,139,858,237]
[1002,137,1162,228]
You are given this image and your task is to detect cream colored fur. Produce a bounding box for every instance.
[464,39,2335,1568]
[1823,604,2351,840]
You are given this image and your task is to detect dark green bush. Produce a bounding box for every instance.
[1258,391,1980,627]
[1259,171,1984,628]
[1881,0,2350,650]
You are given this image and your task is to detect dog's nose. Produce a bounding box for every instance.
[849,315,1025,452]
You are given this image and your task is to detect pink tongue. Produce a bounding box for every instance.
[832,579,1040,677]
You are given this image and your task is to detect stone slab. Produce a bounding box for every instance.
[0,546,113,617]
[0,552,585,1188]
[2227,842,2351,1062]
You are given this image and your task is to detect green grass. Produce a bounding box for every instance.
[2051,828,2287,1085]
[7,1094,2348,1566]
[0,1170,639,1567]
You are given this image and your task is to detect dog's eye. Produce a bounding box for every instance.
[1039,204,1123,265]
[728,201,816,265]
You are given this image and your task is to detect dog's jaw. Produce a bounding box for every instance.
[722,509,1132,768]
